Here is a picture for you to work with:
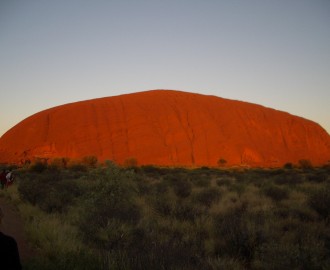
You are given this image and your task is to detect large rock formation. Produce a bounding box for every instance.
[0,90,329,167]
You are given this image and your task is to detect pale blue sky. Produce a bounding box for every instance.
[1,0,329,136]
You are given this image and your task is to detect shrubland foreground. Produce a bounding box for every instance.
[1,162,330,270]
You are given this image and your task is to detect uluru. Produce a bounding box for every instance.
[0,90,329,167]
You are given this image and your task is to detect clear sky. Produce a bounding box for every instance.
[1,0,329,137]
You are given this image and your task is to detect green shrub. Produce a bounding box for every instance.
[193,187,221,207]
[274,173,304,185]
[81,155,98,168]
[298,159,313,170]
[262,185,289,202]
[173,179,192,198]
[254,234,328,270]
[49,157,70,170]
[308,185,330,220]
[308,172,328,183]
[29,161,47,173]
[18,170,81,213]
[172,201,202,222]
[190,175,211,187]
[151,195,173,217]
[207,257,245,270]
[154,181,169,194]
[140,165,167,177]
[79,164,141,249]
[23,250,101,270]
[283,163,294,169]
[228,183,246,196]
[68,163,88,172]
[216,177,232,187]
[212,203,257,262]
[124,157,138,168]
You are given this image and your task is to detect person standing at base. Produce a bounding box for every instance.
[0,207,22,270]
[5,170,14,188]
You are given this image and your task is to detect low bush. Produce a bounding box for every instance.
[274,173,304,185]
[308,185,330,221]
[262,185,289,202]
[79,164,141,250]
[307,172,328,183]
[18,170,81,213]
[29,161,47,173]
[190,175,211,187]
[212,203,257,263]
[172,178,192,198]
[192,187,221,207]
[216,176,232,187]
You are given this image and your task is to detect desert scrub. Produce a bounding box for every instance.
[216,176,233,187]
[211,203,261,264]
[308,184,330,222]
[273,171,304,185]
[172,178,192,198]
[190,174,211,187]
[5,165,330,269]
[79,163,141,250]
[192,186,221,207]
[18,170,82,213]
[261,185,289,202]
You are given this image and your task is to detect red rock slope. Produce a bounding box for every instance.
[0,90,329,167]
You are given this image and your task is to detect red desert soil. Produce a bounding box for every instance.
[0,90,329,167]
[0,197,35,262]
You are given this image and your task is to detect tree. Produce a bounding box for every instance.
[217,158,227,167]
[298,159,313,170]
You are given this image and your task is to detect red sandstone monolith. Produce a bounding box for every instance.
[0,90,329,167]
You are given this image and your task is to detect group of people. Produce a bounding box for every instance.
[0,169,15,189]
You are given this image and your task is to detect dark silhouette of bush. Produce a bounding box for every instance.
[29,161,48,173]
[274,173,304,185]
[134,175,152,195]
[283,162,294,169]
[212,203,259,264]
[254,226,328,270]
[49,157,70,170]
[298,159,313,170]
[172,178,192,198]
[18,170,81,213]
[172,201,202,222]
[228,183,246,196]
[216,176,232,187]
[217,158,227,167]
[262,185,289,202]
[68,163,88,172]
[307,172,328,183]
[190,175,211,187]
[151,195,173,217]
[192,187,221,207]
[124,157,138,168]
[79,164,141,250]
[154,181,169,194]
[81,155,98,168]
[140,165,168,177]
[308,186,330,221]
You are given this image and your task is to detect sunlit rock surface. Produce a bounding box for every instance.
[0,90,329,167]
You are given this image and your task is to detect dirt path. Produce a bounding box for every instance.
[0,197,35,262]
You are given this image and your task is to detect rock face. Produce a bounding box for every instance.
[0,90,329,167]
